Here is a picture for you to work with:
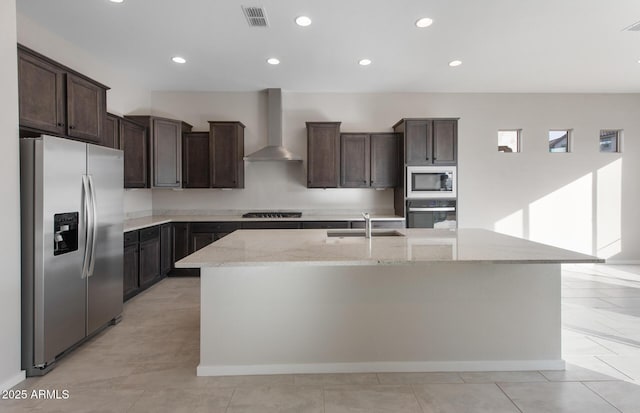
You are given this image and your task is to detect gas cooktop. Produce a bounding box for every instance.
[242,211,302,219]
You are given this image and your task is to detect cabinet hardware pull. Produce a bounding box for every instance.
[69,125,75,129]
[57,122,64,127]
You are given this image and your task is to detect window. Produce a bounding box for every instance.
[498,130,520,153]
[549,130,570,153]
[600,130,621,153]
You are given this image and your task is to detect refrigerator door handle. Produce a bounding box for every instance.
[81,175,92,279]
[87,175,98,277]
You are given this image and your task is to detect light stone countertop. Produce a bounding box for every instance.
[123,214,404,232]
[175,228,604,267]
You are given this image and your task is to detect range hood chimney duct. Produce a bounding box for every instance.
[243,88,302,162]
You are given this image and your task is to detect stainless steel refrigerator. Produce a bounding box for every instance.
[20,135,124,376]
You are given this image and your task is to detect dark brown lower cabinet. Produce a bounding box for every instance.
[191,233,216,252]
[169,222,199,277]
[160,223,172,276]
[190,222,241,252]
[351,220,404,229]
[123,225,166,301]
[123,231,139,301]
[301,221,350,229]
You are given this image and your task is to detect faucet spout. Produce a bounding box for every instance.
[362,212,372,238]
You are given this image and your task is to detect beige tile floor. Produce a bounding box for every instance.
[3,264,640,412]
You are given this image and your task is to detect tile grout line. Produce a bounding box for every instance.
[495,383,524,413]
[223,387,236,413]
[579,382,623,413]
[594,355,636,381]
[409,384,428,413]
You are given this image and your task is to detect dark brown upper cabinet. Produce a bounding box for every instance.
[209,122,245,188]
[126,116,193,188]
[340,133,399,188]
[104,113,120,149]
[119,117,148,188]
[370,133,400,188]
[340,133,370,188]
[306,122,341,188]
[393,118,457,166]
[17,45,108,146]
[182,132,210,188]
[66,73,106,144]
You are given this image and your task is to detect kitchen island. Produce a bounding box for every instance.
[176,228,602,376]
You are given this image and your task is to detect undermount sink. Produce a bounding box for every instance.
[326,229,405,238]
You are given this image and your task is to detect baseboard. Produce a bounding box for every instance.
[0,371,26,391]
[197,360,566,377]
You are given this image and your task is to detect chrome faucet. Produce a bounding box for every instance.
[362,212,372,238]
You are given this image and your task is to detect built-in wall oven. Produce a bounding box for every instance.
[407,199,457,229]
[406,166,456,199]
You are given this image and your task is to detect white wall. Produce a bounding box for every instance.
[0,0,25,391]
[16,12,154,216]
[151,91,640,261]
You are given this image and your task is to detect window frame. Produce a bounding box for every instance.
[497,129,521,153]
[548,129,571,153]
[599,129,622,153]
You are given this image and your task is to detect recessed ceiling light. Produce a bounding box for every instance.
[449,60,462,67]
[109,0,124,3]
[171,56,186,64]
[359,59,372,66]
[295,16,312,27]
[267,57,280,65]
[415,17,433,28]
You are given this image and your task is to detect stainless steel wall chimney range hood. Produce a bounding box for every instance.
[244,88,302,162]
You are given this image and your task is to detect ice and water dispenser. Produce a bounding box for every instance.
[53,212,79,256]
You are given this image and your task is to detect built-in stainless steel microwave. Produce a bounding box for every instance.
[406,166,457,199]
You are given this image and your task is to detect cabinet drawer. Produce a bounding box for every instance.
[139,226,160,242]
[124,230,138,246]
[351,220,405,229]
[301,221,350,229]
[242,222,302,230]
[191,222,240,233]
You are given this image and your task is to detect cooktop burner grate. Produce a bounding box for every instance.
[242,211,302,218]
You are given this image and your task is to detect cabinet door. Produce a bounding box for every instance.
[139,238,160,287]
[121,119,148,188]
[153,118,181,188]
[210,123,243,188]
[432,120,457,165]
[183,132,210,188]
[17,49,66,136]
[405,120,432,165]
[160,224,172,276]
[340,134,370,188]
[191,233,216,252]
[104,114,120,149]
[123,243,139,299]
[371,133,399,188]
[173,223,191,260]
[307,122,340,188]
[66,73,105,144]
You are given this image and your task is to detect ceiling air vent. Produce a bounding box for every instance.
[242,6,269,27]
[623,20,640,31]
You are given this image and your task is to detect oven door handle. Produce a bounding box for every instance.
[408,207,456,212]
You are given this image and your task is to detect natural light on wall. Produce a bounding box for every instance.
[529,173,593,254]
[596,159,622,258]
[494,209,524,238]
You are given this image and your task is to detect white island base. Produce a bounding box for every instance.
[197,262,563,376]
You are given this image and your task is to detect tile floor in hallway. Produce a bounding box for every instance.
[3,264,640,412]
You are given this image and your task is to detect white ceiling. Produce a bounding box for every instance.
[16,0,640,93]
